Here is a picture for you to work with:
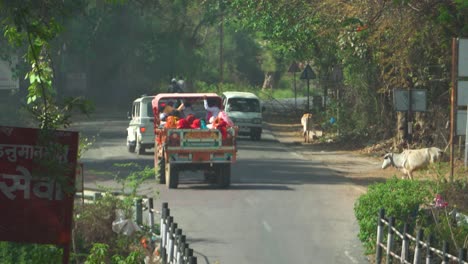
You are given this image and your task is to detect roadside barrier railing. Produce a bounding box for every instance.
[158,202,197,264]
[375,208,468,264]
[76,192,198,263]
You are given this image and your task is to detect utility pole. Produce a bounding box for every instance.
[219,0,224,93]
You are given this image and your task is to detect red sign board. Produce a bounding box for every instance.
[0,126,78,245]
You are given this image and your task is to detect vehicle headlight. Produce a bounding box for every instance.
[252,118,262,124]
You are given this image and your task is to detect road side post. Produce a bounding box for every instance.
[161,247,167,264]
[148,198,154,233]
[135,198,143,226]
[168,222,178,262]
[413,229,423,264]
[174,228,182,263]
[162,207,170,248]
[176,236,186,264]
[188,256,197,264]
[386,217,394,264]
[376,208,385,264]
[442,241,449,264]
[426,234,433,264]
[458,248,467,263]
[181,242,189,264]
[184,248,194,264]
[400,223,409,262]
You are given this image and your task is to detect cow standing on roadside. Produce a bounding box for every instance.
[301,113,313,143]
[381,147,443,180]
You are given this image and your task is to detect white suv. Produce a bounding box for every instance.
[126,95,155,154]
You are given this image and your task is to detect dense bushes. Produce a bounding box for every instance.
[355,176,468,257]
[354,177,433,254]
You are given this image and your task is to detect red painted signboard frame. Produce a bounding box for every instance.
[0,126,78,262]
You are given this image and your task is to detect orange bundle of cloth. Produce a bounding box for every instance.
[165,116,179,128]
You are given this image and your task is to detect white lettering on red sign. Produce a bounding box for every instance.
[0,144,69,163]
[0,166,63,201]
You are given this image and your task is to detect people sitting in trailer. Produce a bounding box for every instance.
[159,101,184,127]
[203,95,220,123]
[180,101,196,117]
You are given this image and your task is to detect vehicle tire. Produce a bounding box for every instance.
[127,132,136,153]
[255,132,262,141]
[203,171,217,184]
[216,164,231,188]
[127,141,136,153]
[165,163,179,189]
[155,154,165,184]
[136,140,145,155]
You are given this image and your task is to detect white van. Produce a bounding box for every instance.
[222,91,264,140]
[126,95,155,154]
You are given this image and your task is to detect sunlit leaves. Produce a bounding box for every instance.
[0,1,92,129]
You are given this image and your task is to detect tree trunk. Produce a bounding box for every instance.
[262,72,273,90]
[395,112,407,149]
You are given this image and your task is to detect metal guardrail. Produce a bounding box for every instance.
[159,202,197,264]
[375,208,468,264]
[76,192,198,263]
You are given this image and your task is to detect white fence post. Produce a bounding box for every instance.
[173,228,182,264]
[168,222,178,263]
[459,248,467,263]
[376,208,385,264]
[386,217,395,264]
[425,234,433,264]
[413,229,423,264]
[442,241,449,264]
[148,198,154,233]
[401,223,409,263]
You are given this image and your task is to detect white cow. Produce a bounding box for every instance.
[382,147,443,180]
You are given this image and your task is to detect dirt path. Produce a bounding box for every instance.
[264,116,399,193]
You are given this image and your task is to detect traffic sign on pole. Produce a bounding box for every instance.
[300,64,316,112]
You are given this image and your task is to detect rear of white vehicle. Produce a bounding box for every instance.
[222,92,264,140]
[126,96,155,155]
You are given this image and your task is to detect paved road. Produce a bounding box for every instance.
[73,116,369,264]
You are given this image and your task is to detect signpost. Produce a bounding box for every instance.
[0,126,79,264]
[393,89,427,112]
[300,64,316,112]
[393,89,427,143]
[0,58,19,90]
[456,39,468,167]
[288,62,301,109]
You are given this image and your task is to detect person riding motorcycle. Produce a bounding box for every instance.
[168,78,184,93]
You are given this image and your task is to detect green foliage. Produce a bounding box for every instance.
[0,242,62,264]
[354,177,433,254]
[85,243,109,264]
[425,180,468,250]
[73,162,157,262]
[84,242,144,264]
[113,163,154,203]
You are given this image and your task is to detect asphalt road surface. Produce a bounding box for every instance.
[73,114,369,264]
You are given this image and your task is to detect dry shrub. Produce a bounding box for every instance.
[73,194,135,258]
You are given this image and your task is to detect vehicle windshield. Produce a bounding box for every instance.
[227,98,260,112]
